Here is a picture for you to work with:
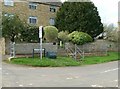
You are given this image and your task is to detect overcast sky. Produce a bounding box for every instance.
[61,0,119,27]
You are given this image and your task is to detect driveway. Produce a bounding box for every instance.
[1,61,119,87]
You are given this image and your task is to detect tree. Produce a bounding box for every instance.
[103,24,118,42]
[58,31,69,42]
[68,31,93,45]
[20,25,39,43]
[55,2,103,38]
[2,15,25,42]
[44,26,58,42]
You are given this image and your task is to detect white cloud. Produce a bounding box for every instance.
[91,0,119,27]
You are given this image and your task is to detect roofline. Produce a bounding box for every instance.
[29,2,62,7]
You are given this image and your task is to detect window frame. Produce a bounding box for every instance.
[29,16,37,24]
[49,18,55,25]
[4,0,14,6]
[50,5,56,12]
[29,2,37,10]
[4,13,14,17]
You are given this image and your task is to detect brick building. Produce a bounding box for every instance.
[2,0,62,26]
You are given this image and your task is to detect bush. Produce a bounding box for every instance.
[20,26,39,43]
[58,31,69,42]
[44,26,58,42]
[68,31,93,45]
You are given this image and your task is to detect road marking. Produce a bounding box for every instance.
[91,85,103,87]
[19,84,23,87]
[74,76,79,78]
[101,68,118,73]
[5,73,9,75]
[28,83,33,86]
[91,85,97,87]
[28,68,36,69]
[41,75,47,77]
[0,68,1,70]
[66,77,73,80]
[114,80,118,82]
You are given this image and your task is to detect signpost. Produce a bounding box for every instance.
[39,26,43,59]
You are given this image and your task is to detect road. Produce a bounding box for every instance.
[1,61,119,87]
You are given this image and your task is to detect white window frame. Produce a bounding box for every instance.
[49,18,55,25]
[4,13,14,17]
[29,2,37,10]
[50,5,56,12]
[4,0,14,6]
[29,16,37,24]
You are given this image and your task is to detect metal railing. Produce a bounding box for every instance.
[65,44,84,60]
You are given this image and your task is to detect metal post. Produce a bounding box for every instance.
[75,44,77,60]
[40,38,42,59]
[83,45,84,59]
[10,42,15,58]
[13,42,15,57]
[32,49,34,58]
[39,26,43,59]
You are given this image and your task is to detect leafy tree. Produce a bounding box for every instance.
[55,2,103,38]
[58,31,69,42]
[0,15,2,38]
[44,26,58,42]
[103,24,118,42]
[20,25,39,43]
[2,15,25,42]
[68,31,93,45]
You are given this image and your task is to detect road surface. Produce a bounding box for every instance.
[1,61,119,87]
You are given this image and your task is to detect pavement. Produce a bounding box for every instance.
[1,61,119,87]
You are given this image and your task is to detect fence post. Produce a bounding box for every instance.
[75,44,77,60]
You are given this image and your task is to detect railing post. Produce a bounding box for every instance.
[75,44,77,60]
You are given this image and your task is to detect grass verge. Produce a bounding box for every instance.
[6,52,119,67]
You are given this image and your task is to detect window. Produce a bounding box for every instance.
[29,16,37,24]
[4,0,14,6]
[29,2,37,10]
[4,13,14,17]
[50,6,56,12]
[49,18,55,25]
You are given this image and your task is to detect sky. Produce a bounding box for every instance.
[61,0,119,27]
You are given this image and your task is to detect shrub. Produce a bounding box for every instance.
[44,26,58,42]
[58,31,69,42]
[68,31,93,45]
[20,26,39,43]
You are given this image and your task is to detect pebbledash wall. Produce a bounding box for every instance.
[5,42,58,55]
[0,38,5,60]
[5,40,118,55]
[65,40,118,53]
[0,38,5,55]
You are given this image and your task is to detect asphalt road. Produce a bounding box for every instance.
[1,61,119,87]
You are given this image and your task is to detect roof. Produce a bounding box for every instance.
[28,0,62,6]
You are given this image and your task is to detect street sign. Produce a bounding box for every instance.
[39,26,43,59]
[39,26,43,38]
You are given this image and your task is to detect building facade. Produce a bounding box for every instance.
[2,0,61,26]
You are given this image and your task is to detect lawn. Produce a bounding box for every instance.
[6,52,119,67]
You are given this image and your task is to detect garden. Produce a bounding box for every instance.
[5,52,119,67]
[2,2,119,67]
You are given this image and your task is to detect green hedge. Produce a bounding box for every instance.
[58,31,69,42]
[68,31,93,45]
[44,26,58,42]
